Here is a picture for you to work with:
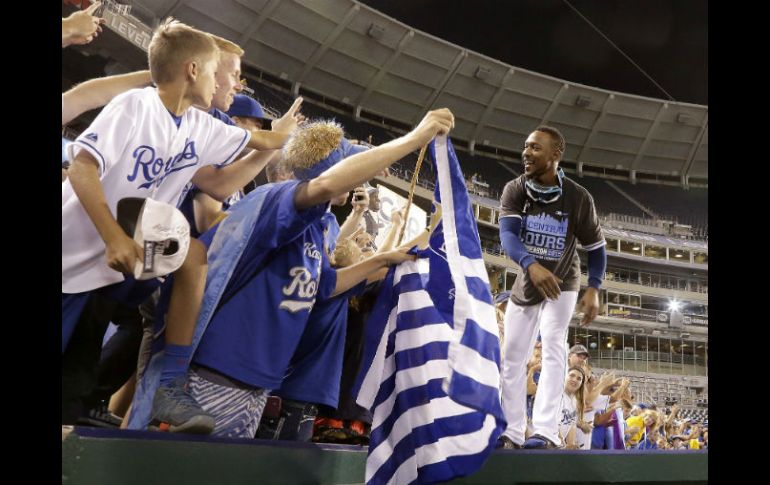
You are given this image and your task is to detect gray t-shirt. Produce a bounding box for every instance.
[500,175,604,306]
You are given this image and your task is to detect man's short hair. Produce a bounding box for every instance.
[148,18,219,84]
[209,33,244,57]
[534,125,566,156]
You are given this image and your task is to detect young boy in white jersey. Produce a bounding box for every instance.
[63,19,296,434]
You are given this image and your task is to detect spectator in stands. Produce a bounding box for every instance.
[497,126,607,449]
[228,93,274,131]
[62,1,104,48]
[670,435,687,449]
[568,344,590,370]
[64,18,296,433]
[337,186,376,241]
[558,366,589,449]
[664,404,681,438]
[141,111,454,438]
[629,410,660,450]
[580,370,614,449]
[625,406,646,447]
[358,186,383,250]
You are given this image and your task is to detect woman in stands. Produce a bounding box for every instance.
[557,366,590,449]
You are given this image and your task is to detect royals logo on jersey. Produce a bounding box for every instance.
[128,139,200,190]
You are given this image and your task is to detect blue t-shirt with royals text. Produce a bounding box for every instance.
[192,181,337,390]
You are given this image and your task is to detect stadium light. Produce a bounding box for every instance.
[668,300,681,311]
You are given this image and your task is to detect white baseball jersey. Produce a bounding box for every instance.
[557,391,578,445]
[62,87,250,293]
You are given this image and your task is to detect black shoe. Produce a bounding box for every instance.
[76,401,123,428]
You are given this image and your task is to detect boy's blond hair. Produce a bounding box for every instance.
[333,238,362,268]
[148,18,219,84]
[209,33,244,57]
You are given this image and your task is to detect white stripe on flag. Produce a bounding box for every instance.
[460,255,489,282]
[357,306,397,410]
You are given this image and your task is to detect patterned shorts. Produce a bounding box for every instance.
[188,369,269,438]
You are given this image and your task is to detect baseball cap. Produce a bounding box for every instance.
[569,344,590,356]
[494,291,511,304]
[117,198,191,281]
[226,94,273,128]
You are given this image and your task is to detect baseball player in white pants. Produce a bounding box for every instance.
[497,126,606,449]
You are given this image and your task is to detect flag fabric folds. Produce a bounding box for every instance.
[354,135,506,485]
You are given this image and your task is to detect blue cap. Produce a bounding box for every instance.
[292,138,369,181]
[494,292,511,304]
[226,94,271,121]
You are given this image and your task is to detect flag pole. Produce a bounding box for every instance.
[397,143,429,246]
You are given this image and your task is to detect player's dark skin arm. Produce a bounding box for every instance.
[67,151,142,274]
[577,287,600,325]
[528,262,563,300]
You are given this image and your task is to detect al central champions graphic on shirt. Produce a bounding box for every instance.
[522,213,568,261]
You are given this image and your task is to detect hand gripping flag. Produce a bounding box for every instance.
[353,135,506,485]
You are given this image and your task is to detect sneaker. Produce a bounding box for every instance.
[495,435,522,449]
[522,434,558,449]
[312,417,348,443]
[341,420,370,445]
[150,376,215,434]
[77,401,123,428]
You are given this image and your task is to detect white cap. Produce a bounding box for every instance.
[117,198,190,280]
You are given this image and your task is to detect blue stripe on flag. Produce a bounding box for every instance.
[394,341,448,371]
[370,378,446,447]
[459,319,500,364]
[446,371,503,419]
[465,276,493,305]
[373,342,448,410]
[394,272,425,294]
[417,451,493,485]
[395,307,446,333]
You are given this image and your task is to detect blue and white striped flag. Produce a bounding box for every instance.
[353,135,506,485]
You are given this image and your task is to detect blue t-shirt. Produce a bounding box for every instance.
[192,181,337,390]
[208,108,236,126]
[276,264,367,408]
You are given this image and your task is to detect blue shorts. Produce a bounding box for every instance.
[62,277,161,353]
